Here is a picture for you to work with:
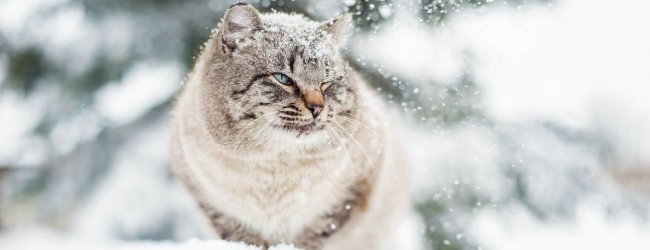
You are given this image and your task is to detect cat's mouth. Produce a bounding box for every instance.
[275,122,325,136]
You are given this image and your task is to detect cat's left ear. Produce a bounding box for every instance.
[322,13,353,46]
[220,3,262,52]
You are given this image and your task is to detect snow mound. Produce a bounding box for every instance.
[0,227,301,250]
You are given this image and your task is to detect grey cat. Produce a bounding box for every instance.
[170,3,410,249]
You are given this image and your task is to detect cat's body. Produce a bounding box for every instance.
[171,4,410,249]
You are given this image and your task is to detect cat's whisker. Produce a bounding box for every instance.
[238,112,278,143]
[331,126,357,154]
[252,119,275,147]
[247,124,266,146]
[259,118,278,144]
[270,125,280,166]
[309,128,352,197]
[326,127,355,168]
[242,111,277,130]
[331,120,376,171]
[243,113,274,140]
[340,45,358,56]
[338,113,384,136]
[277,122,291,163]
[336,116,382,139]
[326,126,364,193]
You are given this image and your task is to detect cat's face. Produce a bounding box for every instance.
[197,4,358,151]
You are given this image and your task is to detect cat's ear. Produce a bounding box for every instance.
[220,3,262,52]
[323,13,353,46]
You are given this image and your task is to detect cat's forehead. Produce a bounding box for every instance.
[259,13,337,58]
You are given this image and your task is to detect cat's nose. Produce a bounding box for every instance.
[307,105,323,118]
[302,90,325,118]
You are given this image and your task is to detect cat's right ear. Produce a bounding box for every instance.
[220,3,262,53]
[323,13,353,46]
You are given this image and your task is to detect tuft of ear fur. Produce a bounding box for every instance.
[323,13,353,46]
[221,3,262,51]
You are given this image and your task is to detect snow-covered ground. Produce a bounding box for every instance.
[0,227,298,250]
[470,203,650,250]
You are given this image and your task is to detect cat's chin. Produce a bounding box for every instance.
[266,124,331,147]
[273,123,326,136]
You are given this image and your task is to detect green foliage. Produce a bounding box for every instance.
[420,0,489,26]
[350,59,485,128]
[345,0,394,30]
[416,184,488,250]
[6,47,46,94]
[420,0,552,26]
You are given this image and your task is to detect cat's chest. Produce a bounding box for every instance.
[194,153,353,240]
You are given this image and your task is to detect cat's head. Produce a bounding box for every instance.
[196,3,359,151]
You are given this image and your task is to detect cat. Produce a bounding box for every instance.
[170,3,410,250]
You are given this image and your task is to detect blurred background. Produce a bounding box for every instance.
[1,0,649,249]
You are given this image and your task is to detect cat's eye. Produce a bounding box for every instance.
[321,76,342,91]
[272,73,292,85]
[321,81,333,91]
